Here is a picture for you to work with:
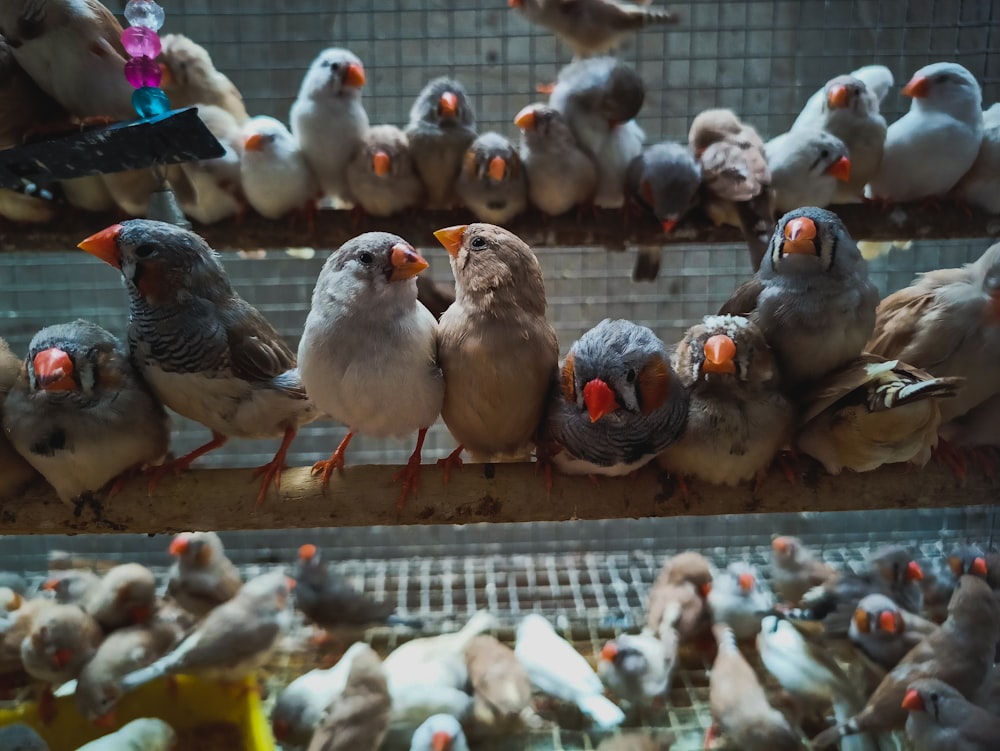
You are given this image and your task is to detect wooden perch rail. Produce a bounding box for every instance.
[1,459,996,535]
[1,202,998,253]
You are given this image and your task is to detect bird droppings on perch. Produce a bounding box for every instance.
[1,459,997,536]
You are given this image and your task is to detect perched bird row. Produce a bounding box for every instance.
[2,205,997,508]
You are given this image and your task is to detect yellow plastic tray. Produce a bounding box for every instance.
[0,674,275,751]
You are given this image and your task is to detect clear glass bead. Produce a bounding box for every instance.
[124,0,166,31]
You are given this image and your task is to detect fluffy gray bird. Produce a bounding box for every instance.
[598,628,676,710]
[346,124,424,217]
[793,65,894,130]
[166,531,242,617]
[405,77,477,209]
[297,233,443,508]
[659,315,794,488]
[465,634,534,730]
[456,131,528,224]
[770,536,837,606]
[21,603,103,685]
[78,220,318,506]
[40,570,99,606]
[290,47,369,204]
[409,713,470,751]
[719,207,879,390]
[509,0,679,57]
[903,678,1000,751]
[849,592,934,671]
[549,56,645,208]
[708,562,773,640]
[867,62,984,202]
[83,563,157,632]
[765,128,852,212]
[307,646,391,751]
[514,103,597,216]
[0,723,49,751]
[119,571,291,693]
[241,115,319,220]
[542,318,689,478]
[952,103,1000,213]
[2,320,169,506]
[626,141,701,280]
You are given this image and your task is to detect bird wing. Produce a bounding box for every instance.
[798,355,898,424]
[717,276,764,316]
[222,300,301,388]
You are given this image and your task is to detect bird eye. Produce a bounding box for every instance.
[820,149,829,160]
[134,244,155,259]
[470,236,488,251]
[358,251,374,265]
[330,62,340,71]
[626,369,637,383]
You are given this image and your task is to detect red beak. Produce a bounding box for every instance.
[906,561,924,582]
[582,378,619,423]
[78,224,124,269]
[901,688,925,711]
[33,348,76,391]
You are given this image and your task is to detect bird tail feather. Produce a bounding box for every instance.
[578,693,625,729]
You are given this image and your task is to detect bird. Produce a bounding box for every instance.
[867,62,984,202]
[708,622,804,750]
[166,531,242,617]
[0,337,38,498]
[0,33,67,143]
[118,570,292,693]
[549,56,645,208]
[306,646,391,751]
[867,241,1000,431]
[74,718,176,751]
[178,104,244,225]
[812,575,1000,747]
[903,677,1000,751]
[456,131,528,224]
[658,315,795,488]
[688,108,773,271]
[290,47,369,204]
[793,65,894,130]
[345,124,424,217]
[20,603,103,685]
[790,73,887,203]
[770,535,837,606]
[465,634,534,730]
[2,320,170,507]
[405,76,477,209]
[765,128,852,212]
[952,103,1000,213]
[83,562,157,632]
[297,232,443,508]
[408,714,470,751]
[795,355,964,474]
[514,102,597,216]
[157,33,249,123]
[597,628,676,710]
[541,318,688,477]
[848,593,936,671]
[515,613,625,728]
[39,570,100,606]
[645,552,713,644]
[77,220,319,506]
[433,223,559,470]
[708,561,773,640]
[240,114,319,220]
[719,206,879,390]
[0,723,49,751]
[271,641,374,747]
[923,547,997,623]
[509,0,680,58]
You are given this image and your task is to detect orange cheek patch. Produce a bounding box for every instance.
[561,353,576,403]
[638,355,671,413]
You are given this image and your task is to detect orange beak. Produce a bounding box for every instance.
[168,536,189,556]
[702,334,736,374]
[40,578,60,592]
[272,719,290,741]
[93,710,117,729]
[244,132,265,152]
[826,156,851,182]
[344,61,366,88]
[600,641,618,661]
[52,647,73,670]
[488,155,507,182]
[826,83,850,109]
[513,105,536,129]
[434,225,467,258]
[582,378,619,423]
[33,348,76,391]
[782,216,817,256]
[852,609,870,633]
[78,224,124,269]
[508,0,523,8]
[906,561,924,582]
[902,688,924,712]
[285,576,297,591]
[700,582,712,597]
[372,150,391,177]
[902,75,930,98]
[970,556,988,577]
[772,536,790,554]
[439,91,459,118]
[158,63,173,88]
[431,731,453,751]
[737,572,755,592]
[389,242,429,281]
[878,610,900,634]
[298,544,317,561]
[661,219,678,234]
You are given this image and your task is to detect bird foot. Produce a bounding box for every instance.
[106,464,145,497]
[932,438,967,482]
[437,445,465,485]
[312,432,354,492]
[250,426,297,506]
[702,723,718,750]
[392,428,429,510]
[774,448,798,484]
[38,686,57,725]
[146,432,228,495]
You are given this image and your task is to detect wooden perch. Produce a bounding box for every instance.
[1,202,997,254]
[1,458,996,535]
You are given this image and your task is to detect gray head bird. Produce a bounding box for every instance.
[719,207,879,390]
[346,124,424,217]
[0,723,50,751]
[765,129,852,212]
[598,629,676,710]
[903,677,1000,751]
[708,561,774,641]
[78,220,318,506]
[405,77,477,209]
[514,103,597,216]
[543,319,689,477]
[456,131,528,224]
[848,593,931,671]
[509,0,680,58]
[2,319,170,506]
[409,713,471,751]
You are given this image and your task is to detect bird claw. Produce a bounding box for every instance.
[392,462,421,510]
[38,686,57,725]
[774,448,798,484]
[311,454,346,491]
[250,460,284,507]
[437,445,465,485]
[106,464,143,497]
[146,432,228,496]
